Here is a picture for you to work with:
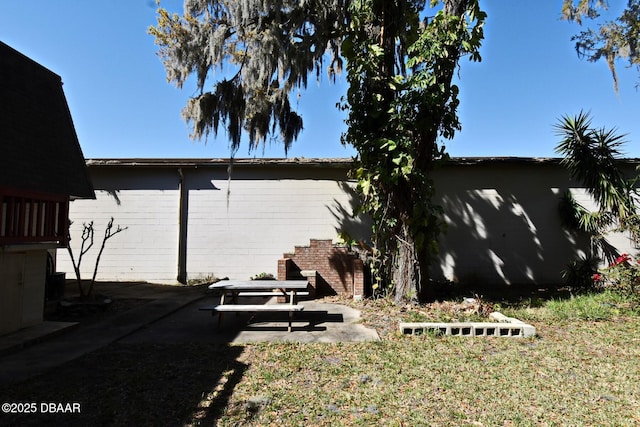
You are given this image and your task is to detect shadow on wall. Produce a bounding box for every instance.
[325,165,594,291]
[431,167,590,289]
[325,182,373,296]
[328,181,372,245]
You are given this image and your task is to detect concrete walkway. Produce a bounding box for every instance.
[0,282,378,386]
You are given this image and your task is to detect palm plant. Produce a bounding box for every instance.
[555,111,637,267]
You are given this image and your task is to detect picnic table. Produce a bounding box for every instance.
[200,280,310,332]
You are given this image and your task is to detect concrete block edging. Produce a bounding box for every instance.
[399,312,536,338]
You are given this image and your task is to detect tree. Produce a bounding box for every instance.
[150,0,485,304]
[149,0,346,154]
[67,217,128,300]
[555,112,638,285]
[562,0,640,91]
[340,0,485,303]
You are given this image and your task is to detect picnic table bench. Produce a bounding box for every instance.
[200,280,310,332]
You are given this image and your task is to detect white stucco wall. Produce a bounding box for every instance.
[432,163,576,286]
[59,160,366,284]
[431,161,639,286]
[186,171,359,281]
[56,169,180,284]
[59,158,640,288]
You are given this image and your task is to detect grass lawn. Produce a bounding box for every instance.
[1,291,639,426]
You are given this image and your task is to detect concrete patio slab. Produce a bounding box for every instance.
[0,282,379,387]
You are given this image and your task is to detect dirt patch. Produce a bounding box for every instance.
[318,295,496,339]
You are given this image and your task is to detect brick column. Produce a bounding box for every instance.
[277,258,291,281]
[353,258,364,301]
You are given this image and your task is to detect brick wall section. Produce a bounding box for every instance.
[278,239,364,300]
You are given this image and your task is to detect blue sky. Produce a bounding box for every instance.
[1,1,638,159]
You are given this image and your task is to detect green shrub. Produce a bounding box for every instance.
[186,274,219,285]
[594,253,640,303]
[561,254,600,290]
[250,272,276,280]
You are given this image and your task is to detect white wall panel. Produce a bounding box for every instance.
[57,159,640,288]
[185,175,358,281]
[57,189,179,284]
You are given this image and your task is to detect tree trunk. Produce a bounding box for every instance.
[391,0,470,304]
[392,214,437,304]
[392,222,419,305]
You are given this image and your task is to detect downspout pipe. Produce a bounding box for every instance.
[177,167,188,284]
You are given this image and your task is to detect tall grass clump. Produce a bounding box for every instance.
[502,289,639,323]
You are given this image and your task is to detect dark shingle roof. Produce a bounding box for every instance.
[0,41,94,199]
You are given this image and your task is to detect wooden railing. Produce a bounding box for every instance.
[0,188,69,246]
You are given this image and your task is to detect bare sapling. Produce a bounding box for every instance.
[67,217,127,300]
